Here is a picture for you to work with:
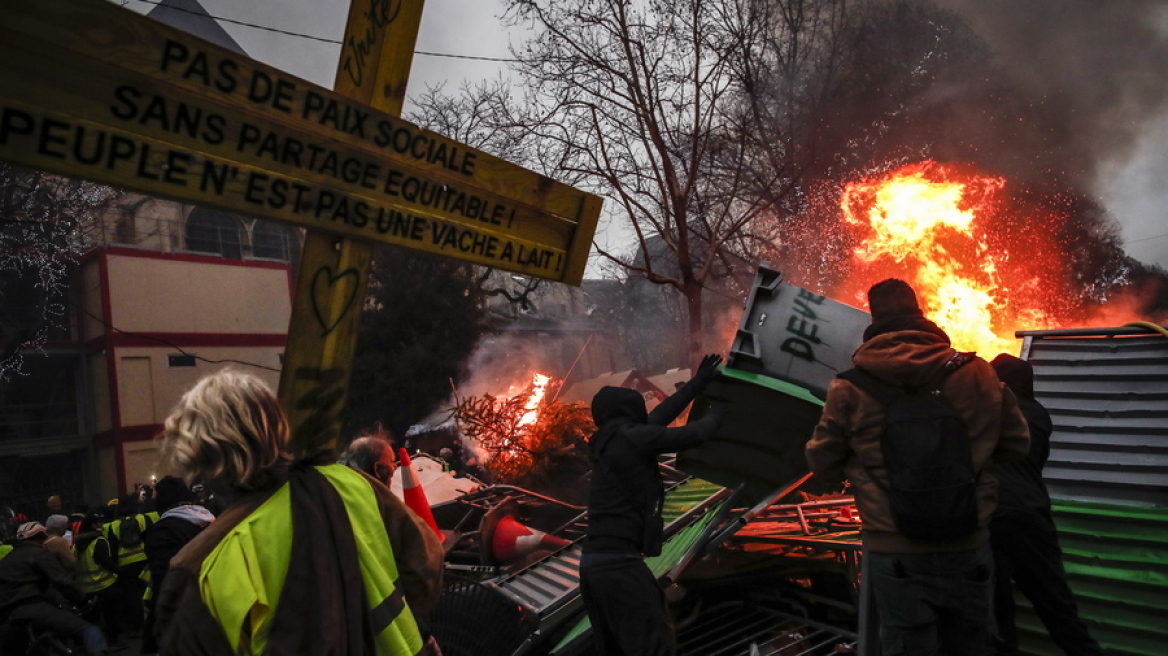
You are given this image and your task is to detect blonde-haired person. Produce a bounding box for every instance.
[152,370,444,656]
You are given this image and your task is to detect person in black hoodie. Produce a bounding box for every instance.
[139,476,214,654]
[581,354,728,656]
[989,354,1103,656]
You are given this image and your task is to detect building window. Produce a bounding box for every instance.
[167,354,197,368]
[252,220,298,262]
[186,208,244,259]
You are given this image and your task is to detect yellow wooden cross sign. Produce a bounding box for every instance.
[0,0,601,452]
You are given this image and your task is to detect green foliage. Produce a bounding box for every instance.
[346,246,492,441]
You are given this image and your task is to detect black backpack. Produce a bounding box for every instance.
[119,514,144,548]
[838,352,979,542]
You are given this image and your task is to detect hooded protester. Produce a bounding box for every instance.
[805,279,1031,656]
[580,354,728,656]
[140,476,215,654]
[988,354,1103,656]
[153,370,443,656]
[0,522,108,655]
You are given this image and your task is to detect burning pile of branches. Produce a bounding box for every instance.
[453,374,594,503]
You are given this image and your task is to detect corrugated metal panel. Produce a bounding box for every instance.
[1019,327,1168,507]
[1016,500,1168,656]
[1014,327,1168,656]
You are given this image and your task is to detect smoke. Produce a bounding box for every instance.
[934,0,1168,266]
[764,0,1168,324]
[455,332,564,400]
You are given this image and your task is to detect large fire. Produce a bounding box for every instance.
[517,373,551,428]
[835,161,1059,355]
[452,372,593,500]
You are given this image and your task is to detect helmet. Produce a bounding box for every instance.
[17,521,47,540]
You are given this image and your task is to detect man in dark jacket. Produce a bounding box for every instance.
[140,476,214,654]
[806,279,1030,656]
[581,354,728,656]
[989,354,1104,656]
[0,522,108,654]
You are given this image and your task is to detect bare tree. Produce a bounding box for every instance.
[409,81,552,315]
[410,79,529,164]
[490,0,869,365]
[408,1,874,364]
[490,0,778,364]
[0,164,121,378]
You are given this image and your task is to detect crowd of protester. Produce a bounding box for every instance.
[0,479,219,654]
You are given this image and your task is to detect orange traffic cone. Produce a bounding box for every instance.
[491,515,571,562]
[398,448,444,543]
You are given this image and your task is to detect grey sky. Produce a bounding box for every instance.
[120,0,1168,273]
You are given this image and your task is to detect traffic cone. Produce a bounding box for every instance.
[397,448,444,543]
[490,515,571,562]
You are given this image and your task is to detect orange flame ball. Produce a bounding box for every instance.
[840,161,1049,356]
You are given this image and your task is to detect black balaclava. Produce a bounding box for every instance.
[591,386,648,427]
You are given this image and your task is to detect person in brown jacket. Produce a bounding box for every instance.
[42,515,75,569]
[806,279,1030,656]
[152,370,444,655]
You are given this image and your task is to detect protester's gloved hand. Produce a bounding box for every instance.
[695,353,723,386]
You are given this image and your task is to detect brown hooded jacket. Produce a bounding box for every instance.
[805,329,1030,553]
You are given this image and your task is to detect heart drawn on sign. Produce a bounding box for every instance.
[311,266,360,336]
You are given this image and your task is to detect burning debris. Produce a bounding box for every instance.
[775,159,1165,356]
[838,160,1046,354]
[452,372,593,503]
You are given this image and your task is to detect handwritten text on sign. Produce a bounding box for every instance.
[0,1,600,283]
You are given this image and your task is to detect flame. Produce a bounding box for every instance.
[838,161,1053,355]
[517,373,551,428]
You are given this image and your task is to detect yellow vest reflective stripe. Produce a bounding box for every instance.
[199,464,424,656]
[318,465,422,654]
[76,537,117,594]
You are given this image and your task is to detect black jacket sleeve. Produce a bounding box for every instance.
[647,376,707,426]
[631,410,722,456]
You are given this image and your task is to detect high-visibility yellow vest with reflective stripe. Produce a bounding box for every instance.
[76,537,118,594]
[199,464,424,656]
[106,513,155,567]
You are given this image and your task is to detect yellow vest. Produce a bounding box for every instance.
[199,464,424,656]
[106,513,155,567]
[0,544,12,560]
[76,537,118,594]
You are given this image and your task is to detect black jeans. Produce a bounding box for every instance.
[868,544,995,656]
[580,553,673,656]
[990,515,1103,656]
[81,583,124,644]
